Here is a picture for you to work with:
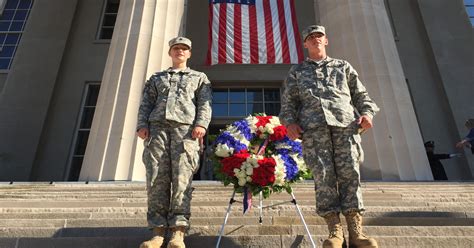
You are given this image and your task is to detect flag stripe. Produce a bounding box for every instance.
[241,5,251,63]
[249,4,259,63]
[206,3,213,65]
[218,4,227,64]
[289,0,303,62]
[234,4,242,63]
[226,4,235,63]
[256,0,266,63]
[207,0,303,65]
[211,4,220,65]
[263,0,275,64]
[277,0,290,63]
[283,0,297,63]
[270,0,282,63]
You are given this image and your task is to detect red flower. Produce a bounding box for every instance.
[251,157,276,186]
[221,150,250,177]
[255,116,273,128]
[270,125,287,141]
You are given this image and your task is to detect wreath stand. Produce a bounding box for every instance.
[215,188,316,248]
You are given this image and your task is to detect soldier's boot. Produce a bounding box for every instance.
[322,212,346,248]
[139,227,166,248]
[167,226,186,248]
[344,211,378,248]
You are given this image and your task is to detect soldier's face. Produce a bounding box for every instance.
[304,32,328,51]
[169,44,191,63]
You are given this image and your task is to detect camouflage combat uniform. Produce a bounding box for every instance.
[279,57,379,216]
[137,67,212,228]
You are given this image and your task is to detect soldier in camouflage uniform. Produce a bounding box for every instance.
[137,37,212,248]
[279,25,379,248]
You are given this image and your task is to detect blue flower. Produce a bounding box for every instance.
[215,131,248,152]
[232,119,254,141]
[280,154,299,180]
[275,137,303,156]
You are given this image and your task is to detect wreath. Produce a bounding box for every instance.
[212,114,311,198]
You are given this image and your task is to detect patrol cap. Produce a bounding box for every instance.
[302,25,326,41]
[168,36,192,49]
[424,141,435,148]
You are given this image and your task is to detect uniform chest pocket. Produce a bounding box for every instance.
[327,68,348,91]
[298,81,320,99]
[177,75,198,98]
[156,79,171,96]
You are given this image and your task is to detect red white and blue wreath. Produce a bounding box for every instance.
[212,115,310,204]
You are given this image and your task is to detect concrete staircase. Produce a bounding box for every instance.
[0,181,473,248]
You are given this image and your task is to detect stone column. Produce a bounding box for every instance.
[0,0,78,181]
[79,0,187,181]
[0,0,6,15]
[316,0,432,180]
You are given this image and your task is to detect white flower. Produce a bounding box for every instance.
[247,156,260,167]
[227,126,250,146]
[269,116,281,126]
[290,154,307,171]
[215,144,234,157]
[246,115,259,133]
[245,166,253,176]
[264,124,274,134]
[273,155,287,186]
[275,143,291,150]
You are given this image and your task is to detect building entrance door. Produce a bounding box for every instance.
[193,87,282,180]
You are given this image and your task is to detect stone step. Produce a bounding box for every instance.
[1,181,473,190]
[0,216,473,229]
[0,182,473,248]
[2,193,473,202]
[0,235,473,248]
[2,187,465,193]
[0,206,474,220]
[0,200,471,209]
[0,210,470,220]
[1,225,474,238]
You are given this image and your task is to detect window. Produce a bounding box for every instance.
[66,83,100,181]
[97,0,119,40]
[0,0,32,70]
[466,0,474,26]
[212,88,281,117]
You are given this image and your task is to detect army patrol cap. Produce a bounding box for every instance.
[168,36,192,49]
[302,25,326,41]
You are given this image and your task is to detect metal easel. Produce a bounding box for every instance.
[215,188,316,248]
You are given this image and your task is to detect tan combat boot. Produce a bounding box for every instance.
[322,212,346,248]
[167,226,186,248]
[344,211,378,248]
[140,227,166,248]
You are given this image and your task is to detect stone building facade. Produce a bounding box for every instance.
[0,0,472,182]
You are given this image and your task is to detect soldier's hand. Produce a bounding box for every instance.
[456,140,468,148]
[137,128,149,140]
[357,115,373,130]
[287,124,303,140]
[192,126,206,139]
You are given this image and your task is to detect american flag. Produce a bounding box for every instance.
[206,0,304,65]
